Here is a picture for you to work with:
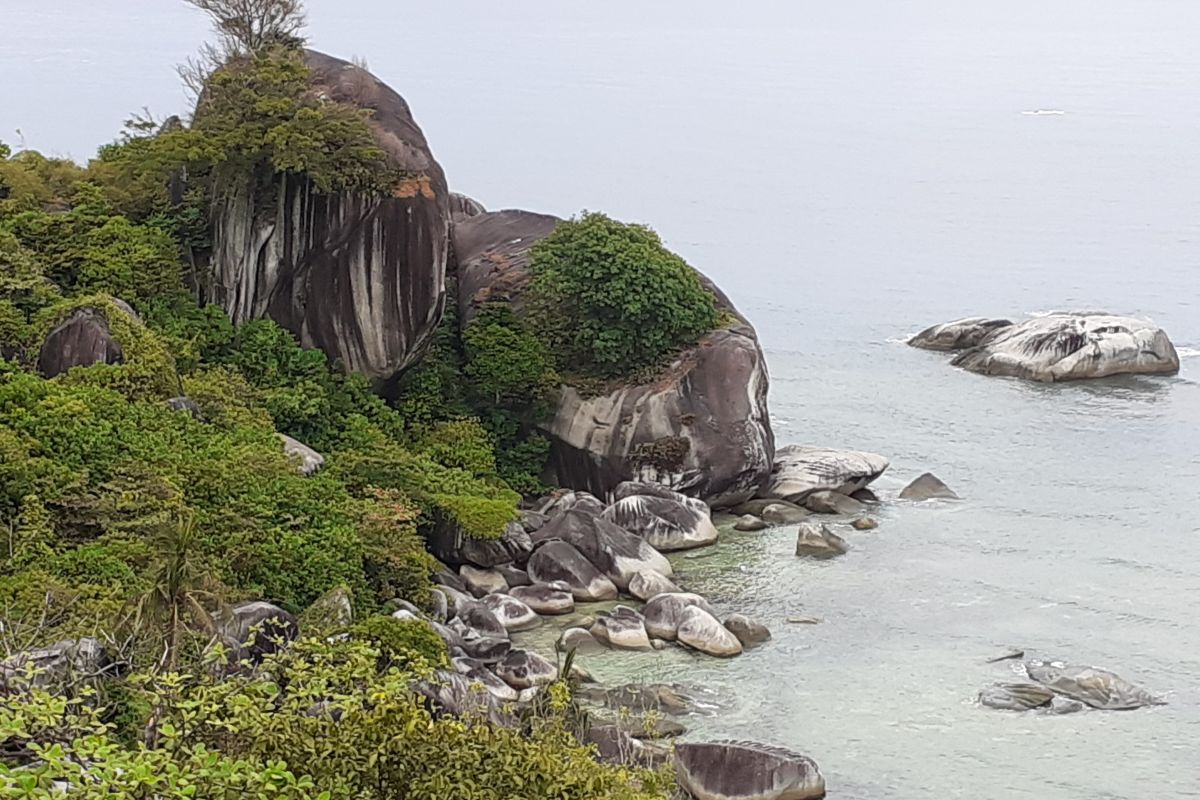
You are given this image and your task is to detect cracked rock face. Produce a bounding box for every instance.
[950,313,1179,382]
[453,209,774,508]
[208,50,450,384]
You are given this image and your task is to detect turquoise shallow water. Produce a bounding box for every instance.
[5,1,1200,796]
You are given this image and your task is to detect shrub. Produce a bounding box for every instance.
[527,211,719,378]
[350,614,449,673]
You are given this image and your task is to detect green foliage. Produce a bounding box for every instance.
[528,211,719,378]
[0,149,86,215]
[0,637,669,800]
[350,614,449,673]
[414,418,498,477]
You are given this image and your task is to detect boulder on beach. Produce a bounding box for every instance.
[629,569,680,601]
[761,503,811,525]
[454,599,509,639]
[558,626,602,653]
[534,509,672,589]
[852,517,879,531]
[481,593,540,632]
[460,565,508,597]
[643,593,715,641]
[494,649,558,690]
[454,209,775,508]
[603,493,719,551]
[724,614,771,648]
[795,522,849,559]
[496,564,531,587]
[733,514,769,531]
[950,313,1180,382]
[762,445,889,503]
[526,541,619,601]
[803,490,865,515]
[674,740,826,800]
[591,606,653,651]
[509,582,576,615]
[908,317,1013,351]
[677,606,743,657]
[1025,660,1165,709]
[899,472,959,501]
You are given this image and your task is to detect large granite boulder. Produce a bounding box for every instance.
[908,317,1013,351]
[676,606,743,658]
[628,569,680,601]
[526,540,619,601]
[413,669,515,728]
[37,300,139,379]
[509,582,576,615]
[674,741,826,800]
[481,593,540,632]
[603,494,719,552]
[950,313,1180,382]
[219,602,299,663]
[899,472,959,501]
[762,445,889,503]
[207,50,450,384]
[643,593,715,641]
[591,606,653,651]
[795,522,849,559]
[494,649,557,690]
[460,565,508,598]
[533,509,672,590]
[428,521,532,569]
[454,210,774,508]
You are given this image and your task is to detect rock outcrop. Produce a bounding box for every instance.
[1025,660,1165,709]
[762,445,889,503]
[208,50,450,384]
[674,741,826,800]
[950,313,1180,382]
[526,540,619,601]
[533,510,672,590]
[602,493,719,551]
[643,593,715,641]
[908,317,1013,351]
[899,472,959,501]
[453,209,774,508]
[38,301,138,379]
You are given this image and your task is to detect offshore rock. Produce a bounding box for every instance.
[591,607,653,651]
[208,50,450,383]
[795,522,849,559]
[723,614,772,648]
[628,569,680,601]
[674,740,826,800]
[908,317,1013,351]
[899,472,960,501]
[453,210,774,508]
[676,606,743,658]
[763,445,889,503]
[1025,660,1166,709]
[951,313,1180,382]
[978,682,1055,711]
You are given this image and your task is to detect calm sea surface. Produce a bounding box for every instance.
[4,2,1199,797]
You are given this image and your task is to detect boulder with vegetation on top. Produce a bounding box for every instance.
[454,209,774,508]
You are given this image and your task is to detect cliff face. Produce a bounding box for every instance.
[208,51,450,382]
[454,210,775,508]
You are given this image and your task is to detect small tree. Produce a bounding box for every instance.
[185,0,307,55]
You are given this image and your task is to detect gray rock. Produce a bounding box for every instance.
[803,489,866,515]
[219,602,299,663]
[761,503,811,525]
[460,565,508,598]
[677,606,743,657]
[481,593,540,632]
[462,664,520,702]
[602,494,719,551]
[494,649,558,690]
[852,517,879,531]
[536,490,606,518]
[526,541,619,602]
[426,591,448,623]
[763,445,889,503]
[576,683,695,714]
[533,510,672,590]
[37,304,130,379]
[610,480,694,504]
[951,313,1180,382]
[899,472,960,501]
[733,514,769,532]
[302,586,353,629]
[674,740,826,800]
[978,682,1055,711]
[455,210,774,508]
[428,520,531,569]
[795,522,849,559]
[643,593,715,641]
[1025,660,1165,709]
[1046,696,1087,715]
[520,510,549,533]
[585,724,665,768]
[850,487,880,503]
[496,564,531,587]
[557,627,602,653]
[278,434,325,476]
[454,599,509,638]
[908,317,1013,351]
[509,582,576,615]
[449,192,485,221]
[723,614,771,648]
[166,396,202,418]
[209,51,450,383]
[428,621,463,652]
[591,606,653,651]
[457,631,510,664]
[0,638,118,691]
[412,669,514,728]
[628,569,680,601]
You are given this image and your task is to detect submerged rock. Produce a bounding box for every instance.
[454,209,774,508]
[762,445,889,503]
[951,313,1180,382]
[674,740,826,800]
[526,541,619,601]
[761,502,811,525]
[1025,660,1165,709]
[602,494,719,551]
[852,517,879,531]
[677,607,743,658]
[899,472,960,501]
[794,522,848,559]
[908,317,1013,351]
[208,51,450,383]
[803,490,865,515]
[978,682,1055,711]
[723,614,771,648]
[733,514,769,532]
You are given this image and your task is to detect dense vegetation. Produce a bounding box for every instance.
[528,211,720,379]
